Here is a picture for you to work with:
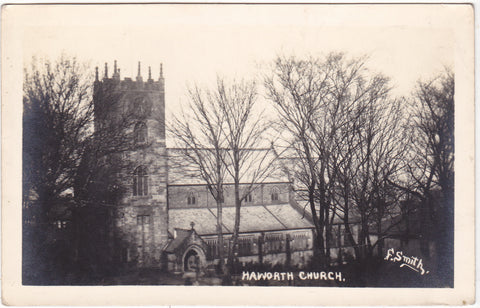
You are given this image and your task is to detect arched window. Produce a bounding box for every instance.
[187,191,197,205]
[133,166,148,196]
[134,122,147,144]
[271,187,279,202]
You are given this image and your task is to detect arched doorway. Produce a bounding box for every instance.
[184,249,199,272]
[182,245,206,272]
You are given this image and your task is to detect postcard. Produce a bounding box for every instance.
[1,3,475,306]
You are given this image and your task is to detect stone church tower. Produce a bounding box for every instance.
[93,61,168,268]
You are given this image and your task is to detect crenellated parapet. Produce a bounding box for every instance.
[95,60,165,92]
[94,60,166,140]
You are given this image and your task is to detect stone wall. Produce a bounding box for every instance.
[200,228,314,268]
[94,63,168,268]
[168,182,291,209]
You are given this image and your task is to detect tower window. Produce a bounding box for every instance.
[133,166,148,196]
[134,122,148,144]
[271,187,279,202]
[246,193,253,203]
[187,191,196,205]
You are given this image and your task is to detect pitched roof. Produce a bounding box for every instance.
[168,208,220,235]
[221,206,287,232]
[265,204,313,229]
[164,229,192,253]
[168,203,314,236]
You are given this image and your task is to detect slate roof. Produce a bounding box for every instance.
[292,198,363,225]
[168,203,314,236]
[168,208,220,235]
[265,204,313,229]
[221,206,286,232]
[164,229,192,253]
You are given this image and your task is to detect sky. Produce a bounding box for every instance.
[18,4,455,132]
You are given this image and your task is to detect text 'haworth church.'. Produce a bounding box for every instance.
[92,61,320,273]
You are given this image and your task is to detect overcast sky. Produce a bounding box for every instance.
[20,4,455,130]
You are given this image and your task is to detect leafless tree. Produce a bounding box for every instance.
[399,69,454,285]
[265,55,335,267]
[169,83,229,274]
[215,78,276,270]
[170,77,275,275]
[332,87,408,260]
[266,53,409,266]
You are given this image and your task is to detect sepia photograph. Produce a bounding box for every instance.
[2,3,475,306]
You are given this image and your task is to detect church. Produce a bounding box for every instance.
[94,61,317,273]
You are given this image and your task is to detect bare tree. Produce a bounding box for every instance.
[170,77,275,276]
[333,90,407,261]
[215,78,275,271]
[265,55,334,267]
[266,53,408,266]
[400,69,454,285]
[169,84,229,274]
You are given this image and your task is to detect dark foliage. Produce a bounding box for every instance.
[23,56,138,285]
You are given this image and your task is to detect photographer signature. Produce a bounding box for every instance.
[384,248,429,275]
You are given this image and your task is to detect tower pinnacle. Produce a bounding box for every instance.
[136,61,142,82]
[113,60,120,79]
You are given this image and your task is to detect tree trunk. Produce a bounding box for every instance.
[216,198,225,274]
[308,183,326,268]
[228,179,241,272]
[343,190,360,260]
[435,186,454,286]
[359,217,369,261]
[419,198,430,258]
[376,215,383,257]
[324,203,331,266]
[286,234,292,269]
[258,234,264,265]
